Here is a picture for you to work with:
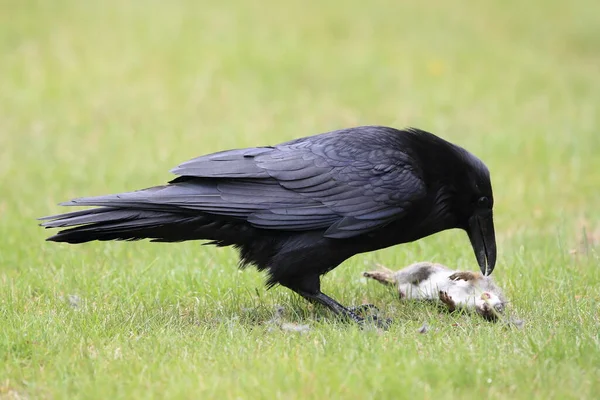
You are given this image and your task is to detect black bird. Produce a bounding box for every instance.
[40,126,496,323]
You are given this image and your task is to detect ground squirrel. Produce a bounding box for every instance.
[364,261,507,321]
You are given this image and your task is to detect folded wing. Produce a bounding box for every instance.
[43,129,427,239]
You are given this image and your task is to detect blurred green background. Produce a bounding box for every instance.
[1,0,599,399]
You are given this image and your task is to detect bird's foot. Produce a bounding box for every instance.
[296,290,391,329]
[348,303,380,314]
[347,304,391,330]
[359,314,392,330]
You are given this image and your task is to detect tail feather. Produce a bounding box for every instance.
[39,206,239,244]
[39,178,287,246]
[40,207,139,228]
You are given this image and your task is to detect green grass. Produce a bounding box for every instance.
[1,0,599,398]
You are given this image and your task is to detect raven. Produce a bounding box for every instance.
[40,126,496,323]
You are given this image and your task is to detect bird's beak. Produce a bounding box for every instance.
[467,211,497,276]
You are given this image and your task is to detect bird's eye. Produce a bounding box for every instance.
[477,196,491,209]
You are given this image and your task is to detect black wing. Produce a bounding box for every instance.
[171,127,427,238]
[55,127,427,239]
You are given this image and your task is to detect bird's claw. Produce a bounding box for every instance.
[359,314,392,330]
[346,304,391,330]
[348,304,380,314]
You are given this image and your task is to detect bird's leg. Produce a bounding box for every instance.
[296,291,390,329]
[297,290,364,323]
[280,274,389,328]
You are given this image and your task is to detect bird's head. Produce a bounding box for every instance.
[406,129,497,276]
[391,128,498,276]
[447,150,497,276]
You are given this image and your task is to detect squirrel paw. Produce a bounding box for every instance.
[438,291,456,312]
[448,271,478,282]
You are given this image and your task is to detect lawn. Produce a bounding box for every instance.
[1,0,599,398]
